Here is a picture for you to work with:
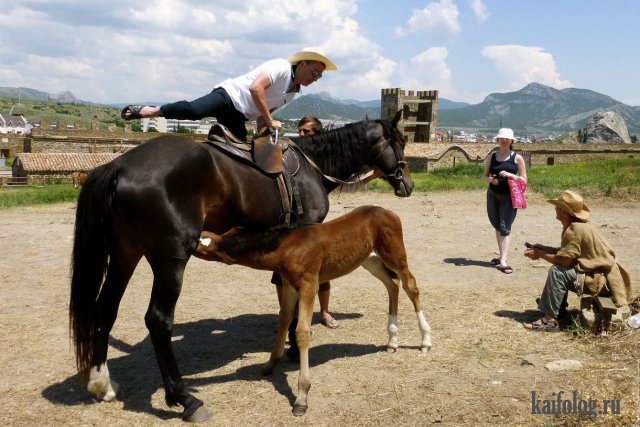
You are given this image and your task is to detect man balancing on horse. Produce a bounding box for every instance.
[121,47,336,141]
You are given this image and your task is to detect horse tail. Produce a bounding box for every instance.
[69,162,118,384]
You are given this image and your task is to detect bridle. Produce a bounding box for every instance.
[370,137,407,182]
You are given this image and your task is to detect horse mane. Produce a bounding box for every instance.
[217,224,305,257]
[291,120,370,179]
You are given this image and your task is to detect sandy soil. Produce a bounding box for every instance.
[1,189,639,426]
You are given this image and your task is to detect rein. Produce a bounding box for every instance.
[287,139,363,185]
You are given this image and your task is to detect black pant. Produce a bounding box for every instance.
[160,87,249,140]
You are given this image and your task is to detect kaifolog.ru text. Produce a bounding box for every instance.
[531,390,620,420]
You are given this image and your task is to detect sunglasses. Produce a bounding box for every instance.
[306,62,323,79]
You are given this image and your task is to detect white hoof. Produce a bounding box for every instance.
[87,364,119,401]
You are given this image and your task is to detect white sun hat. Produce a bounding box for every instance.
[288,47,337,70]
[496,128,515,140]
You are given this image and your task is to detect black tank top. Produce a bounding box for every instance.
[489,151,517,194]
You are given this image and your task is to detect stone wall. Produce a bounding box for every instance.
[0,134,26,158]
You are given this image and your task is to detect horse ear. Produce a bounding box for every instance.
[392,110,402,128]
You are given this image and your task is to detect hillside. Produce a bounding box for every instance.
[0,95,122,129]
[438,82,640,135]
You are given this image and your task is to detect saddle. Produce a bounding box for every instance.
[205,124,302,223]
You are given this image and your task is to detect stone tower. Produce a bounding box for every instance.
[381,88,438,143]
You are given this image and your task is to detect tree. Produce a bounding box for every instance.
[176,125,193,134]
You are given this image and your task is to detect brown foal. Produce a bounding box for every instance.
[194,205,431,416]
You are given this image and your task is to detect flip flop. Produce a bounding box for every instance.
[489,258,500,265]
[497,265,513,274]
[121,105,145,120]
[321,317,340,329]
[523,318,560,332]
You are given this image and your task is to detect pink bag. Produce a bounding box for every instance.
[508,178,527,209]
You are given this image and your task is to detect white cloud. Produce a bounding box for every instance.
[397,0,460,41]
[399,47,453,96]
[470,0,489,23]
[481,45,572,90]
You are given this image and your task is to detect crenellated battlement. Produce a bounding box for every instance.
[381,88,438,143]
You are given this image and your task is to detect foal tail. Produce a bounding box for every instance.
[69,162,118,383]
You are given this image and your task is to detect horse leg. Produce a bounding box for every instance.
[262,281,298,375]
[362,255,401,352]
[292,279,316,416]
[145,258,212,423]
[87,251,140,401]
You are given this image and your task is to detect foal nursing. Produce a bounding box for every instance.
[194,205,431,415]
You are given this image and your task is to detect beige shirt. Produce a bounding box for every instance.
[557,222,615,273]
[557,221,632,306]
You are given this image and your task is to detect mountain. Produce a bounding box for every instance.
[438,82,640,134]
[0,86,76,103]
[2,84,637,135]
[439,99,471,110]
[274,92,467,121]
[275,93,380,121]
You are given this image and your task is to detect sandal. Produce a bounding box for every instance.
[489,258,500,266]
[120,105,146,120]
[523,318,560,332]
[321,316,340,329]
[497,265,513,274]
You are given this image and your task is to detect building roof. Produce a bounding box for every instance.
[13,152,120,172]
[0,113,27,127]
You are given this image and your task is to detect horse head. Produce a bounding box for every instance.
[368,111,414,197]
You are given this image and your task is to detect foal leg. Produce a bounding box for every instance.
[262,281,297,375]
[87,250,140,401]
[362,255,401,352]
[378,250,432,353]
[292,279,316,416]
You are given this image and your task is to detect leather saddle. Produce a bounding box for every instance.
[206,124,299,176]
[205,124,302,223]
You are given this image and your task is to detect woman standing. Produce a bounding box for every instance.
[482,128,527,274]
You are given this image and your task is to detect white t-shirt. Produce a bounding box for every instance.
[215,58,298,120]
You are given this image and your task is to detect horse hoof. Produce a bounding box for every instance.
[386,346,397,354]
[261,363,274,376]
[183,405,213,423]
[292,405,307,416]
[421,346,431,353]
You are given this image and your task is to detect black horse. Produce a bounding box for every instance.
[69,111,413,422]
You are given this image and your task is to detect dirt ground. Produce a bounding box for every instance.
[1,189,639,426]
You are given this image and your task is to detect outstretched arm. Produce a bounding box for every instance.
[250,72,282,130]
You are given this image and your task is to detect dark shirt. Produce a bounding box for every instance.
[489,151,517,194]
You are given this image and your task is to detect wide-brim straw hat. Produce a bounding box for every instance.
[547,190,591,221]
[288,47,337,70]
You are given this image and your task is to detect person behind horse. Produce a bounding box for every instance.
[482,127,527,274]
[121,47,336,141]
[522,190,633,331]
[272,115,339,328]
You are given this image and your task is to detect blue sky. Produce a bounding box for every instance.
[1,0,638,106]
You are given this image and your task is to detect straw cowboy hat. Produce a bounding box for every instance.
[288,47,337,70]
[547,190,591,221]
[495,128,515,141]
